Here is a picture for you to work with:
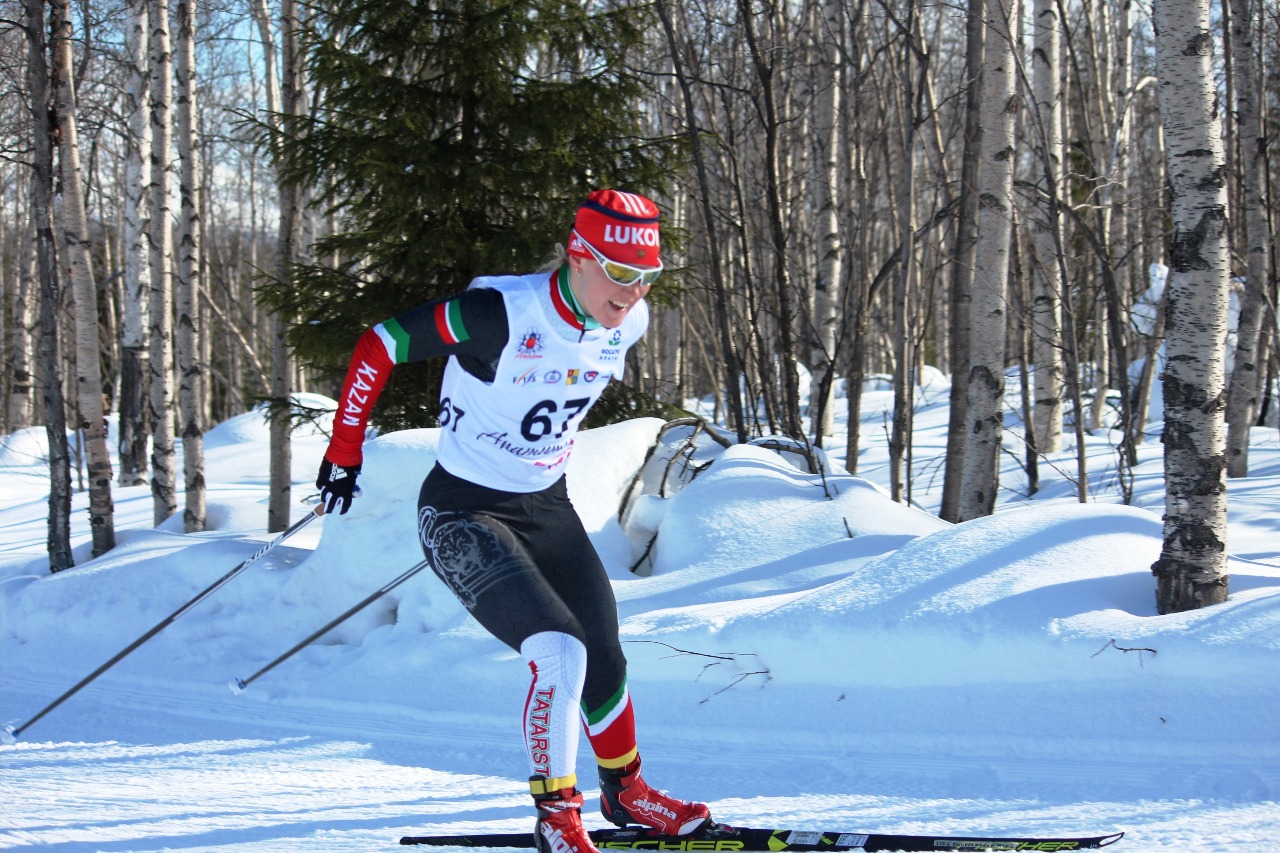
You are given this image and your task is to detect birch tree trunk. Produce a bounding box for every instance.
[939,0,983,521]
[1224,0,1268,477]
[738,0,803,440]
[249,0,281,123]
[268,0,302,532]
[806,0,842,445]
[1150,0,1231,613]
[51,0,114,556]
[841,2,870,475]
[890,7,924,504]
[24,0,74,570]
[958,0,1019,521]
[119,0,151,488]
[1028,0,1064,454]
[654,0,747,442]
[7,188,34,432]
[148,0,176,526]
[0,212,5,426]
[1105,0,1142,473]
[175,0,204,532]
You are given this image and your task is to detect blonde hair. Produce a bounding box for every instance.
[538,243,569,273]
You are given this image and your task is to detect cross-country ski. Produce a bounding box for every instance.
[398,825,1126,851]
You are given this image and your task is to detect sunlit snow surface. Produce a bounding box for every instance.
[3,380,1278,851]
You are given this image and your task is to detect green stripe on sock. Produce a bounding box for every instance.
[583,680,628,728]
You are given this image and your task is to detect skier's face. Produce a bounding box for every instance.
[569,254,651,329]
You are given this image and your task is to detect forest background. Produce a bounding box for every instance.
[0,0,1276,613]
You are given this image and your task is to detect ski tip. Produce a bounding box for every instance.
[228,677,247,695]
[1,724,16,745]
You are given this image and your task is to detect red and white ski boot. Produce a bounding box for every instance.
[533,777,601,853]
[598,757,711,835]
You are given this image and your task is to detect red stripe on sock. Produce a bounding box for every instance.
[586,694,637,767]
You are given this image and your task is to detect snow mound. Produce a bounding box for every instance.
[205,394,337,449]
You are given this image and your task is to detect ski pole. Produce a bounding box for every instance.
[2,505,323,744]
[230,557,432,693]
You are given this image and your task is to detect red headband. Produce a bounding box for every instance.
[567,189,661,268]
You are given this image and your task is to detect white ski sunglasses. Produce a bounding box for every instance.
[574,231,663,287]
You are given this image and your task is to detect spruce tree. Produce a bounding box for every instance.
[261,0,678,430]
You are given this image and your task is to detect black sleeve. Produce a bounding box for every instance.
[389,287,508,382]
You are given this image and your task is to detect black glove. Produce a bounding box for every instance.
[316,457,361,515]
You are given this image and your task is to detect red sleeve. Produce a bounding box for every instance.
[325,328,394,467]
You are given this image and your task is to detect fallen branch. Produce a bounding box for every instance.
[624,640,772,701]
[1092,638,1158,667]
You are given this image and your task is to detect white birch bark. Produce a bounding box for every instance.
[148,0,177,526]
[175,0,205,532]
[120,0,151,488]
[7,185,35,432]
[1087,0,1115,438]
[959,0,1020,520]
[1028,0,1064,453]
[1150,0,1231,612]
[806,0,842,443]
[1088,309,1109,432]
[51,0,115,557]
[1224,0,1268,477]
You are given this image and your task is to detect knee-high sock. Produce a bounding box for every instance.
[583,680,638,771]
[521,631,587,788]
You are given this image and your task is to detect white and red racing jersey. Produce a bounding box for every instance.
[326,268,648,492]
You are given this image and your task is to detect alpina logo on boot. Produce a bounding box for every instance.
[631,797,678,820]
[540,824,579,853]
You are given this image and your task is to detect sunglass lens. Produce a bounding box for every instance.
[604,262,643,286]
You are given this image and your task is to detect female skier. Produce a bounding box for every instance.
[316,190,712,853]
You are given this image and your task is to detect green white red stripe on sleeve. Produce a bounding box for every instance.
[373,317,410,362]
[433,299,471,344]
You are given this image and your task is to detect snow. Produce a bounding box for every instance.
[2,379,1279,852]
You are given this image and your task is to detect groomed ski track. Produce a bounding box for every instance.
[2,669,1277,852]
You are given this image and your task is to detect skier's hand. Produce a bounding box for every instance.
[316,457,361,515]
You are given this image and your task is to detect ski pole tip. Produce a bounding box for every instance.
[1,725,17,745]
[228,677,247,695]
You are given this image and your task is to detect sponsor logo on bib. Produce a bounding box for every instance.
[518,329,545,358]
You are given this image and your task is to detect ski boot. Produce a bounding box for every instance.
[598,757,712,835]
[533,776,601,853]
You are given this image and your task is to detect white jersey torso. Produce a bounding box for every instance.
[436,273,648,492]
